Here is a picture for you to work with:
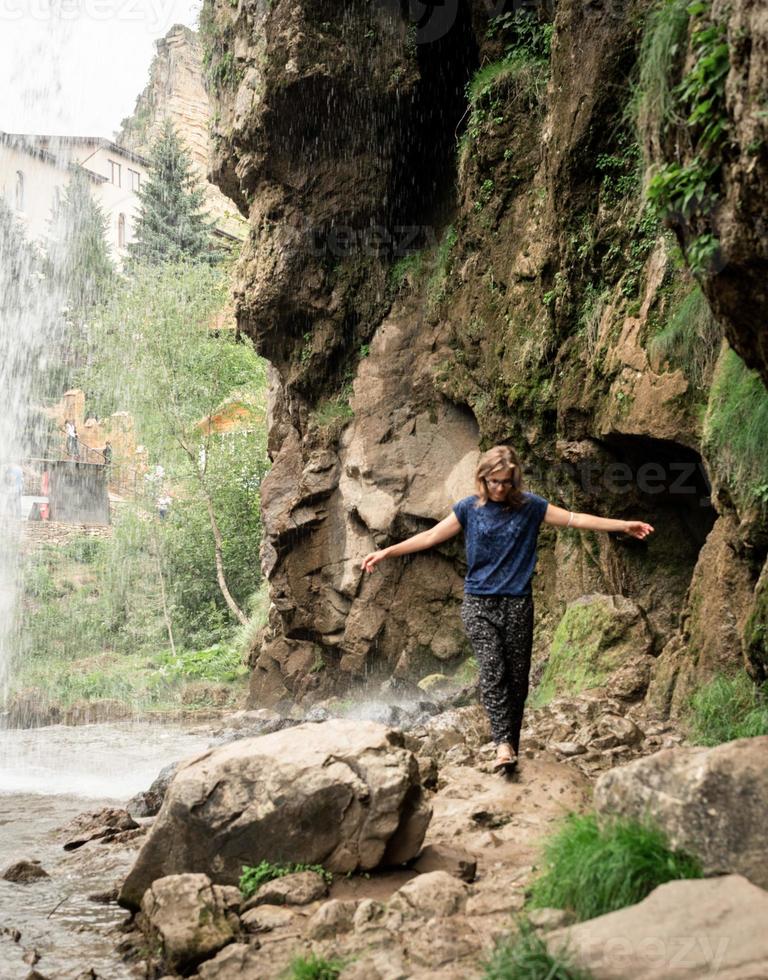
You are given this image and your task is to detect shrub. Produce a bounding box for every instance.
[483,918,593,980]
[239,861,333,900]
[284,954,345,980]
[686,672,768,746]
[528,813,703,921]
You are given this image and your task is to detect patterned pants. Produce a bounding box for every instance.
[460,593,534,753]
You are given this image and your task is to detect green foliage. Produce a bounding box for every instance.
[635,0,691,158]
[239,861,333,899]
[483,918,593,980]
[311,391,354,427]
[155,644,247,683]
[13,521,250,710]
[77,261,269,643]
[486,10,553,62]
[686,673,768,746]
[644,1,730,275]
[283,954,345,980]
[128,118,219,266]
[595,134,641,204]
[389,250,424,289]
[46,166,115,320]
[648,284,720,387]
[703,347,768,510]
[462,11,552,160]
[529,813,703,921]
[426,225,457,308]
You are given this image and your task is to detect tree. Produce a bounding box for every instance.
[82,261,267,636]
[47,166,114,318]
[128,118,218,265]
[44,166,115,389]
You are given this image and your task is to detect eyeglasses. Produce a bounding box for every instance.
[486,478,513,488]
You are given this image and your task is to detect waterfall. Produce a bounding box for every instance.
[0,202,66,704]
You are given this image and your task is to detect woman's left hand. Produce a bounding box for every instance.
[624,521,655,539]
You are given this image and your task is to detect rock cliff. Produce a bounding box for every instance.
[118,23,245,240]
[202,0,768,713]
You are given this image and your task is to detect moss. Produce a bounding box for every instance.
[647,284,721,389]
[744,585,768,681]
[703,347,768,511]
[532,598,634,707]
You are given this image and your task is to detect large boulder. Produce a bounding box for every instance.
[119,720,431,910]
[546,875,768,979]
[594,737,768,888]
[534,595,655,706]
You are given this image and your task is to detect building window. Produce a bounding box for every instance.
[118,213,126,248]
[129,168,141,191]
[15,171,24,211]
[109,160,121,186]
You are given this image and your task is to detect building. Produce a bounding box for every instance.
[0,131,150,261]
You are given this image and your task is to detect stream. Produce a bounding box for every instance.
[0,722,213,979]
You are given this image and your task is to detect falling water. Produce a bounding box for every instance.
[0,198,64,702]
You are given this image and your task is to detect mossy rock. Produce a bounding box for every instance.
[532,594,653,707]
[744,570,768,682]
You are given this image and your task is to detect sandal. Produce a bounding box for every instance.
[493,743,518,773]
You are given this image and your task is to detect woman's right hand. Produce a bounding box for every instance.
[361,550,387,573]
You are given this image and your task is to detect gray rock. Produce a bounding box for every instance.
[547,875,768,979]
[386,870,468,924]
[139,873,239,973]
[242,870,328,909]
[240,904,295,933]
[119,720,431,910]
[592,713,644,746]
[2,861,49,883]
[412,844,477,883]
[352,898,386,933]
[594,737,768,887]
[551,741,587,757]
[60,808,138,850]
[195,943,264,979]
[306,898,358,939]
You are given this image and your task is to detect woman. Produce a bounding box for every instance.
[361,445,654,773]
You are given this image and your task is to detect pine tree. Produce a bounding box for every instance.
[128,119,218,265]
[47,165,114,318]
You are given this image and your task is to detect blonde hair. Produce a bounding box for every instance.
[474,445,526,509]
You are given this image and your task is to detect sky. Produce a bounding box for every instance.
[0,0,202,139]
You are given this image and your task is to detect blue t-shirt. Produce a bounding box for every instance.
[452,492,549,596]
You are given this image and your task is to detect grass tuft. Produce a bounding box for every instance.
[634,0,690,168]
[483,918,592,980]
[703,347,768,509]
[648,284,721,388]
[283,953,345,980]
[686,672,768,746]
[528,813,703,921]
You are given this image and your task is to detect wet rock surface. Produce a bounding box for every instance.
[1,860,50,884]
[119,720,432,910]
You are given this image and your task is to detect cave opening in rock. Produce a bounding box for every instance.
[595,434,717,550]
[568,433,720,641]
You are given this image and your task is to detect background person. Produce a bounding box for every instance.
[361,445,654,772]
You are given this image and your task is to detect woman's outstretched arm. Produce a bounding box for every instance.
[361,512,462,573]
[543,503,654,540]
